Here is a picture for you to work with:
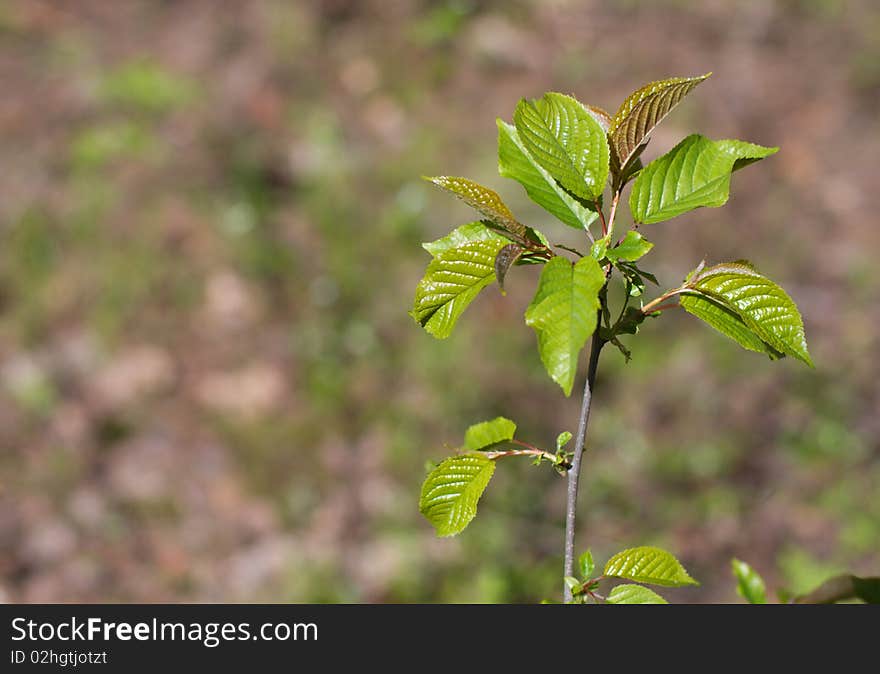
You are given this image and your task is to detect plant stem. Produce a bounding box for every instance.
[483,445,559,465]
[596,201,608,237]
[606,192,620,241]
[563,327,605,602]
[640,287,685,314]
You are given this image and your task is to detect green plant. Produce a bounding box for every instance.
[410,74,813,603]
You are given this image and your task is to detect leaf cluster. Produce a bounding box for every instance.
[565,546,699,604]
[412,73,811,396]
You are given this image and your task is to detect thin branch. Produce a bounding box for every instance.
[482,447,557,462]
[595,201,608,237]
[640,288,685,314]
[563,327,604,603]
[644,301,680,314]
[606,192,620,241]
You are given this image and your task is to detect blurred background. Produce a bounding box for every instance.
[1,0,878,603]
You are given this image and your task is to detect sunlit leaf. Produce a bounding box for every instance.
[630,135,777,224]
[606,231,653,263]
[606,584,668,604]
[411,239,508,338]
[590,235,609,261]
[419,454,496,537]
[525,256,605,395]
[422,221,509,257]
[513,93,609,201]
[565,576,582,592]
[426,176,532,244]
[579,549,595,578]
[680,292,784,359]
[732,558,767,604]
[497,121,598,231]
[556,431,573,452]
[608,73,711,181]
[463,417,517,451]
[604,546,699,587]
[683,261,812,366]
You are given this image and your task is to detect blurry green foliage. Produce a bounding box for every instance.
[69,121,154,170]
[101,60,197,113]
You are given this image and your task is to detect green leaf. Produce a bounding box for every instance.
[683,261,812,366]
[606,231,653,263]
[732,559,767,604]
[422,221,509,257]
[590,235,609,261]
[680,292,784,359]
[463,416,517,451]
[525,256,605,396]
[606,584,669,604]
[579,549,595,578]
[497,121,598,232]
[556,431,573,452]
[494,243,522,293]
[513,93,609,202]
[411,239,508,339]
[604,546,699,587]
[564,576,582,592]
[608,73,711,181]
[629,134,778,224]
[426,176,534,245]
[419,454,496,537]
[616,261,657,298]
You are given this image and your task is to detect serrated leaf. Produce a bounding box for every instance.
[606,584,669,604]
[498,119,599,234]
[494,243,522,292]
[606,231,653,262]
[683,261,812,366]
[680,292,784,359]
[525,256,605,396]
[411,239,508,339]
[419,454,496,537]
[630,134,778,224]
[463,417,517,451]
[579,549,595,578]
[422,221,509,257]
[609,73,711,181]
[513,93,609,201]
[732,559,767,604]
[426,176,533,245]
[497,121,598,231]
[604,546,699,587]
